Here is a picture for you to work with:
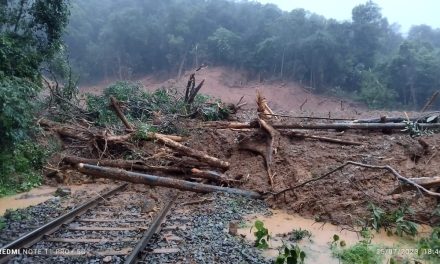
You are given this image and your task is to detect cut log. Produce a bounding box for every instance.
[154,134,229,170]
[77,164,261,199]
[284,131,363,146]
[63,156,187,174]
[389,176,440,194]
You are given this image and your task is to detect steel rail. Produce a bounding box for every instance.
[0,183,128,264]
[124,194,177,264]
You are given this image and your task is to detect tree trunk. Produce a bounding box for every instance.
[155,134,229,170]
[280,47,285,80]
[77,164,261,199]
[177,51,187,80]
[63,156,187,174]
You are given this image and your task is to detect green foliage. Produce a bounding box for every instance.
[252,220,270,249]
[358,70,396,108]
[0,77,39,146]
[0,0,70,80]
[86,81,229,129]
[194,95,231,121]
[402,120,433,138]
[333,240,382,264]
[0,78,52,196]
[368,203,418,237]
[4,209,29,221]
[0,0,70,195]
[275,244,306,264]
[288,228,312,242]
[0,217,5,230]
[332,233,382,264]
[417,227,440,260]
[0,141,50,197]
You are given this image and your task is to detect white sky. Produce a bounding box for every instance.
[255,0,440,33]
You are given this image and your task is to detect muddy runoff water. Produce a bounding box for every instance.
[0,184,114,215]
[238,210,431,263]
[0,186,57,215]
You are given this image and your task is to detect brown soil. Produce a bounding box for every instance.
[185,114,439,227]
[81,67,362,113]
[69,67,440,228]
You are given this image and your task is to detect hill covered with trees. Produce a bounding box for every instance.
[65,0,440,109]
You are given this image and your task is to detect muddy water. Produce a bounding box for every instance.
[0,186,57,215]
[238,210,430,263]
[0,184,115,216]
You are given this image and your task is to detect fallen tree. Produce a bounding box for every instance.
[77,163,261,198]
[63,156,187,174]
[206,121,440,131]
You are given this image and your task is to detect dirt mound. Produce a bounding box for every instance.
[188,117,439,227]
[81,67,362,113]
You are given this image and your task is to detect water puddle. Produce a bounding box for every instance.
[0,183,116,216]
[238,210,430,263]
[0,186,57,215]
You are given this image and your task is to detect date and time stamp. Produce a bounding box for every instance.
[377,247,440,256]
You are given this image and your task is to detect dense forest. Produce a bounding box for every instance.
[65,0,440,109]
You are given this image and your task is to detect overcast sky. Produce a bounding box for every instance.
[255,0,439,34]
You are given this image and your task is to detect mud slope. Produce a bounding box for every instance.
[81,67,362,112]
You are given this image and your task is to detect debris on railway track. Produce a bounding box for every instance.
[3,71,440,263]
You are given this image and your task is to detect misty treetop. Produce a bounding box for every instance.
[65,0,440,109]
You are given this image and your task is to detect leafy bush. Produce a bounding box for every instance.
[368,203,418,237]
[0,77,50,196]
[275,244,306,264]
[0,77,39,146]
[0,141,49,197]
[252,220,270,249]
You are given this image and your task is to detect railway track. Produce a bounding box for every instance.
[0,184,176,264]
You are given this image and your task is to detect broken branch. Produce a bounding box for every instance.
[275,161,440,197]
[284,131,363,146]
